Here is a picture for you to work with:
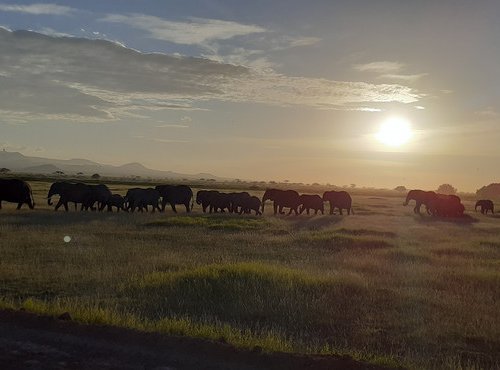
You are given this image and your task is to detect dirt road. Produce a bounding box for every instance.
[0,309,394,370]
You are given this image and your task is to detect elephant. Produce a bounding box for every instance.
[428,194,465,217]
[47,181,91,211]
[155,184,193,213]
[475,199,494,214]
[124,188,161,213]
[81,184,112,211]
[106,194,127,212]
[238,195,262,215]
[299,194,324,215]
[209,192,232,213]
[403,189,437,214]
[0,179,35,210]
[322,190,352,215]
[196,190,220,213]
[228,192,251,213]
[261,188,300,215]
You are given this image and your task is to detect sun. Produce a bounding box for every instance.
[375,117,412,147]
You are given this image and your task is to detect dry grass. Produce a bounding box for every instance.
[0,180,499,369]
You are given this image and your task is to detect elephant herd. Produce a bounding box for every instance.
[0,178,496,219]
[45,182,194,213]
[0,179,353,216]
[403,189,495,217]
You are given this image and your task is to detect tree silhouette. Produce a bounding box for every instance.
[394,185,407,192]
[437,183,457,195]
[0,167,10,173]
[91,173,101,179]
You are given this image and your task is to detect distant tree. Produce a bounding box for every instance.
[394,185,407,192]
[350,184,356,188]
[91,173,101,179]
[476,183,500,198]
[54,170,65,175]
[437,183,457,195]
[76,172,84,176]
[0,167,10,173]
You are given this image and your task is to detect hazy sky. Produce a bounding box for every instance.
[1,1,499,191]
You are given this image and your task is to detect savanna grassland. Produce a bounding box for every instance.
[0,180,499,369]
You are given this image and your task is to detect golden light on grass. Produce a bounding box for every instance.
[375,116,412,147]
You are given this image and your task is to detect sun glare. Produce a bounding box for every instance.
[376,117,412,147]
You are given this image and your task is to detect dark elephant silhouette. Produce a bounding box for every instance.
[106,194,127,212]
[124,188,161,213]
[155,185,193,213]
[209,192,232,213]
[322,190,352,215]
[475,199,494,214]
[261,188,300,215]
[228,192,251,213]
[47,182,91,211]
[0,179,35,210]
[196,190,220,213]
[403,189,437,214]
[81,184,112,211]
[428,194,465,217]
[299,194,324,215]
[238,195,262,215]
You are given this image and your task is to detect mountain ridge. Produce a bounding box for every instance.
[0,151,229,181]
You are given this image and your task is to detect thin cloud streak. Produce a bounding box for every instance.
[100,14,266,45]
[0,3,75,15]
[353,61,404,73]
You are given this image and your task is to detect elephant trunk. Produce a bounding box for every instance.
[403,194,411,206]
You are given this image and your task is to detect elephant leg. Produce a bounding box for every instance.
[273,203,277,215]
[339,208,343,215]
[0,200,2,209]
[307,208,310,215]
[55,200,64,211]
[170,203,177,213]
[185,202,190,213]
[16,202,23,210]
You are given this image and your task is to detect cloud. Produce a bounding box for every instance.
[378,73,428,82]
[475,107,499,120]
[155,124,189,128]
[0,3,75,15]
[354,61,404,73]
[0,29,422,122]
[34,27,73,37]
[100,14,266,45]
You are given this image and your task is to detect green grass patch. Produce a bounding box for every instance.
[294,231,393,250]
[336,228,397,238]
[143,215,272,231]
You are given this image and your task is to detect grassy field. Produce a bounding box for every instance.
[0,180,499,369]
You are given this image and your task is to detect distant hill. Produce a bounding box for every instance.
[0,151,229,181]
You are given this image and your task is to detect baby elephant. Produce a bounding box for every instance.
[299,194,324,215]
[107,194,127,212]
[475,199,494,214]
